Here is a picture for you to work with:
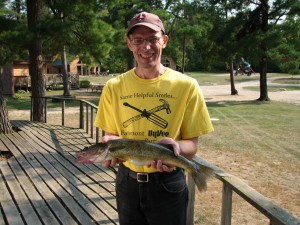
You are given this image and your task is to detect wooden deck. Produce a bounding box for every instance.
[0,120,119,225]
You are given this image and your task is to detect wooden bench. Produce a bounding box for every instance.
[89,82,104,93]
[0,120,119,225]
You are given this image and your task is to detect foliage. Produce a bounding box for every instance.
[79,80,90,88]
[0,1,29,65]
[13,90,27,99]
[268,16,300,74]
[0,0,299,73]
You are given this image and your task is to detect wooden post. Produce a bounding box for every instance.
[221,183,233,225]
[90,107,94,138]
[186,174,195,225]
[61,100,65,126]
[79,101,84,129]
[85,104,89,134]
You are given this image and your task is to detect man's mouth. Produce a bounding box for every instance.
[140,52,154,59]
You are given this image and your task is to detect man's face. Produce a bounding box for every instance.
[127,26,168,69]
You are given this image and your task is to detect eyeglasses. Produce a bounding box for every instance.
[130,36,163,45]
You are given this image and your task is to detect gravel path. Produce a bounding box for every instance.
[202,76,300,104]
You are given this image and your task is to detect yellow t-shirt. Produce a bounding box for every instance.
[94,68,213,172]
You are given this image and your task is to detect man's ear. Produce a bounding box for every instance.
[127,39,133,51]
[162,35,169,49]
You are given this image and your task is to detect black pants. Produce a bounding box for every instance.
[116,163,188,225]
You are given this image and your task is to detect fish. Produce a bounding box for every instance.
[76,139,215,191]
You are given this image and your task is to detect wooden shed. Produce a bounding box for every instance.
[2,57,84,95]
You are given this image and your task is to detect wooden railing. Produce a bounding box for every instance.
[30,97,300,225]
[187,158,300,225]
[30,96,102,143]
[45,73,80,89]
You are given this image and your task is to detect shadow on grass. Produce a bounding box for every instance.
[206,99,269,108]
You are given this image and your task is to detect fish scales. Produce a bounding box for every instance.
[76,139,215,191]
[108,139,196,171]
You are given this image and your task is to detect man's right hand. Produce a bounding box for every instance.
[101,133,123,167]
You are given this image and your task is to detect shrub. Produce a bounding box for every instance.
[80,80,90,88]
[13,90,27,99]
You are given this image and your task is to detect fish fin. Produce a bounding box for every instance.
[130,159,150,166]
[191,165,215,192]
[93,145,111,163]
[156,143,174,153]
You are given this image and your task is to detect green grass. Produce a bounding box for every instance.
[79,75,114,83]
[197,100,300,224]
[271,77,300,84]
[186,72,299,85]
[245,85,300,92]
[203,101,300,158]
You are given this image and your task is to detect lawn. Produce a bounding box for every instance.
[192,99,299,224]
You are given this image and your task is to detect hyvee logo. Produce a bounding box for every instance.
[148,130,169,138]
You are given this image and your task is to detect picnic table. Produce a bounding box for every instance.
[88,82,105,93]
[0,120,119,225]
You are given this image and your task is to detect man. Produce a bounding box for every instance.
[236,57,251,75]
[94,12,214,225]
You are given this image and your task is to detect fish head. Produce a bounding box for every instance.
[76,143,110,164]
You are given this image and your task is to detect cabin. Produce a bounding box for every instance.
[1,55,177,95]
[1,57,93,95]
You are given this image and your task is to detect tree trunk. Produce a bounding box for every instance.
[257,0,270,101]
[230,61,238,95]
[258,55,270,101]
[62,46,71,97]
[27,0,46,122]
[0,67,13,134]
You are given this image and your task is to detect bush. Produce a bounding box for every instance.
[80,80,90,88]
[13,90,27,99]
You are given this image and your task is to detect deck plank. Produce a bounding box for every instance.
[8,158,60,225]
[18,125,116,190]
[7,132,116,224]
[0,160,42,225]
[1,121,119,225]
[0,162,24,225]
[18,122,117,187]
[0,133,78,225]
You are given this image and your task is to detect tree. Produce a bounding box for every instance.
[269,16,300,74]
[235,0,299,101]
[27,0,46,122]
[0,67,13,134]
[0,0,28,132]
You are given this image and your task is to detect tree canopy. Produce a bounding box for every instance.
[0,0,299,125]
[1,0,299,73]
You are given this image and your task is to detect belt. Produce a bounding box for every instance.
[119,163,182,183]
[129,171,151,182]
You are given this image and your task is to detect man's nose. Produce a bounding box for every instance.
[141,40,152,48]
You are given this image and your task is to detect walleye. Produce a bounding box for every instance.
[76,139,215,191]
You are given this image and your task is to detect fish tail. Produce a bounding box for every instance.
[191,165,215,192]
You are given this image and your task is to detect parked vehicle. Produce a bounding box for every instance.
[234,58,254,76]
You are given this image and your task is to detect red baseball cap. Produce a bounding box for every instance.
[127,12,165,36]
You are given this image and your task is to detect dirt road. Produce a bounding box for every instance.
[201,76,300,104]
